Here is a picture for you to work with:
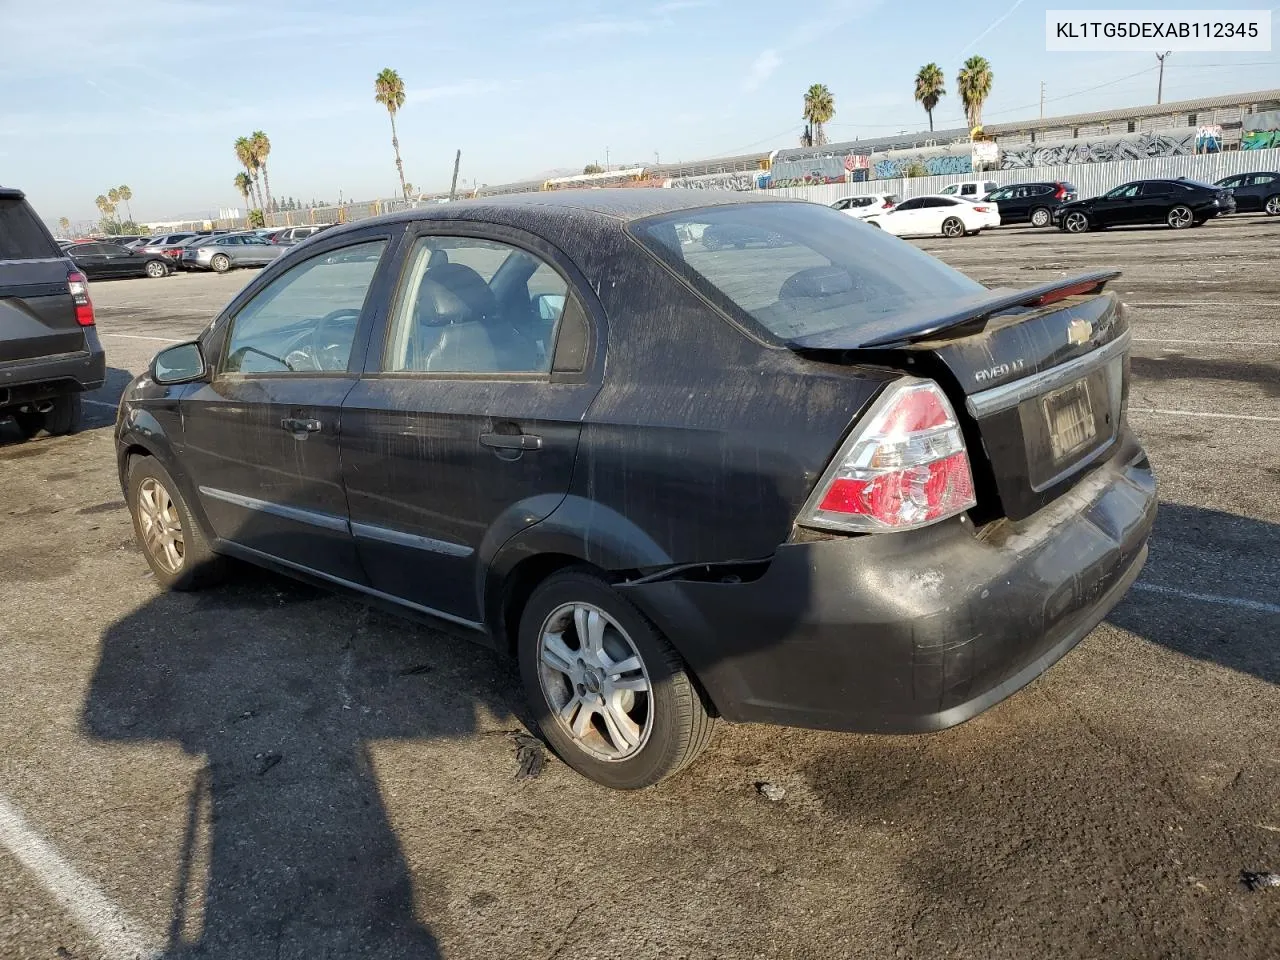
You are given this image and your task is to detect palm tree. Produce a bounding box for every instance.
[94,194,111,232]
[116,185,133,223]
[801,84,835,148]
[957,55,994,133]
[374,68,408,199]
[57,216,71,236]
[107,187,120,220]
[250,131,273,212]
[234,173,253,225]
[234,136,263,210]
[913,63,946,132]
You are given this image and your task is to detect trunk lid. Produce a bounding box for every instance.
[0,258,86,362]
[789,273,1130,521]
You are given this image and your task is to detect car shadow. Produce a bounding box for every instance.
[0,365,133,448]
[1130,354,1280,398]
[1108,501,1279,687]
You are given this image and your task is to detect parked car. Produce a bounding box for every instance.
[955,196,1002,230]
[116,191,1154,789]
[179,232,285,272]
[1214,171,1280,216]
[982,181,1078,227]
[271,224,329,246]
[96,234,149,247]
[938,180,998,200]
[863,194,994,237]
[0,186,105,439]
[136,233,199,258]
[830,193,898,219]
[67,241,172,279]
[1057,178,1236,232]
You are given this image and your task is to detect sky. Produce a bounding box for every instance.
[2,0,1277,224]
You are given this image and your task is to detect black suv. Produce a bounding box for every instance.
[1057,178,1235,232]
[982,181,1077,227]
[1,187,106,439]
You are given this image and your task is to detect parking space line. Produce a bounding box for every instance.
[99,333,183,343]
[1128,407,1280,423]
[0,793,157,959]
[1132,338,1280,347]
[1132,583,1280,616]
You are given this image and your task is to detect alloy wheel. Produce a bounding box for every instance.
[211,254,231,273]
[1167,206,1193,229]
[1064,212,1089,233]
[145,260,166,278]
[942,217,964,238]
[1031,208,1050,227]
[137,477,185,574]
[537,601,653,762]
[1266,195,1280,216]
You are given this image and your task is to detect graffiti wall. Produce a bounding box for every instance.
[667,170,767,191]
[873,153,972,178]
[1244,130,1280,150]
[1000,131,1197,168]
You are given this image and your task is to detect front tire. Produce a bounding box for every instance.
[127,455,225,590]
[13,393,82,439]
[518,569,714,789]
[941,216,965,238]
[1265,195,1280,216]
[1062,211,1091,233]
[1030,207,1052,227]
[210,253,231,273]
[145,259,168,278]
[1167,205,1194,229]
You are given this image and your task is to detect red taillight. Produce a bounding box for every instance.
[1030,280,1102,307]
[1054,184,1067,200]
[882,200,893,208]
[68,270,95,326]
[973,205,990,213]
[799,379,977,533]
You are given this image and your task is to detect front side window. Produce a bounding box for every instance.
[1105,184,1141,199]
[383,236,570,374]
[633,202,983,343]
[221,240,387,374]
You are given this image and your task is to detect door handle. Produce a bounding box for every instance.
[479,432,542,451]
[282,417,322,435]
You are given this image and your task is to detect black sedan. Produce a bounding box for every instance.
[67,240,171,279]
[1214,171,1280,216]
[1057,177,1235,233]
[115,191,1155,789]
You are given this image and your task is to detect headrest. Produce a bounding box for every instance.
[413,277,471,327]
[779,266,854,299]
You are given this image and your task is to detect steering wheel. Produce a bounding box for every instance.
[282,308,360,371]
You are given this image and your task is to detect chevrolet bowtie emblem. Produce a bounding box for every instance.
[1066,318,1092,346]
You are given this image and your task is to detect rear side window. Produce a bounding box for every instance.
[0,197,59,259]
[634,202,983,343]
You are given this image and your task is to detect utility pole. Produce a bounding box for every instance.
[1156,51,1170,104]
[448,149,461,201]
[1040,81,1045,119]
[604,146,610,171]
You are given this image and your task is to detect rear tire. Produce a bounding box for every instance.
[13,394,82,439]
[518,569,714,789]
[941,216,965,238]
[126,455,225,591]
[1167,205,1194,229]
[145,259,168,278]
[1030,207,1052,228]
[210,253,231,273]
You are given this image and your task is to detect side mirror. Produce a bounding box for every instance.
[151,342,207,385]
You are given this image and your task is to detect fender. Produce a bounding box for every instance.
[115,393,216,540]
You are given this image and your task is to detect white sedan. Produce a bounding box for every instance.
[830,193,898,219]
[863,194,998,238]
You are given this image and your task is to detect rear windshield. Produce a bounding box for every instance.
[632,202,983,343]
[0,197,60,260]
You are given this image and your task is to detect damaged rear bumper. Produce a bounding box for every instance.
[619,430,1156,733]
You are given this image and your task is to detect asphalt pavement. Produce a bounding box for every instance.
[1,215,1277,959]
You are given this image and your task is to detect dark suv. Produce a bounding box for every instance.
[983,181,1077,227]
[1214,171,1280,216]
[0,187,105,439]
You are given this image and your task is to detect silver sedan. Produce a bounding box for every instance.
[180,233,286,273]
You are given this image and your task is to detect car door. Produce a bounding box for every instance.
[1092,183,1141,226]
[1240,173,1275,212]
[179,233,398,583]
[101,243,142,278]
[881,197,923,235]
[69,242,111,279]
[917,197,953,235]
[237,234,269,264]
[1136,181,1175,223]
[339,226,605,625]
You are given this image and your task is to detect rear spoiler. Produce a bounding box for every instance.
[786,270,1121,351]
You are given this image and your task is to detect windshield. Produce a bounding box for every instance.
[632,202,983,343]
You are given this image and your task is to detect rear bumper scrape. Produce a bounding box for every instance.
[620,431,1156,733]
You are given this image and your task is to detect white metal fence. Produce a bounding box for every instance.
[764,147,1280,204]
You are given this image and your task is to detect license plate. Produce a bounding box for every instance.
[1042,379,1096,461]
